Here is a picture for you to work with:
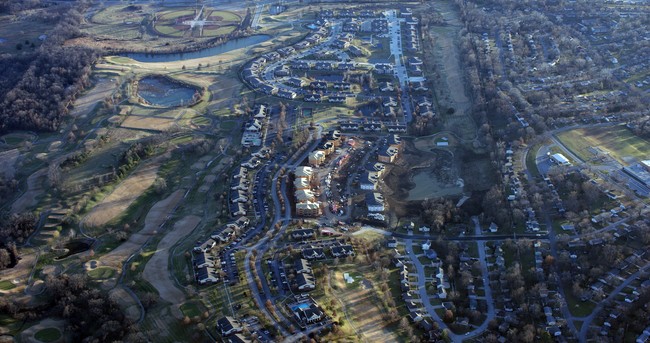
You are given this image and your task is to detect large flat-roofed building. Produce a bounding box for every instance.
[550,153,571,166]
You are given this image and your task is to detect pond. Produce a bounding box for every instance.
[55,239,94,260]
[137,76,198,107]
[406,169,464,200]
[122,34,272,62]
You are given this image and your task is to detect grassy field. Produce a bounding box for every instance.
[88,267,116,279]
[556,125,650,165]
[209,11,241,22]
[0,15,53,53]
[0,279,16,291]
[34,327,61,342]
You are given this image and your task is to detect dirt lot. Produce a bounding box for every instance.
[97,189,184,269]
[143,215,201,318]
[83,154,166,228]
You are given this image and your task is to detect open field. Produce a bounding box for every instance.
[142,215,201,317]
[556,125,650,165]
[331,268,400,341]
[0,14,53,54]
[83,154,165,228]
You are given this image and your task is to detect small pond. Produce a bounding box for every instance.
[55,238,94,260]
[137,76,198,107]
[122,34,271,62]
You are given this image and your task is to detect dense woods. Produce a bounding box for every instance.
[0,47,97,132]
[0,3,98,133]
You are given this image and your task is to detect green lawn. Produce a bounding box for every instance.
[209,11,241,22]
[88,267,116,279]
[180,301,205,318]
[34,327,61,342]
[0,279,16,291]
[556,125,650,165]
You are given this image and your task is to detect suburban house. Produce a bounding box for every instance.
[377,144,399,163]
[380,82,395,92]
[194,239,216,253]
[286,77,307,88]
[292,303,325,325]
[331,244,355,258]
[386,238,398,248]
[295,189,317,203]
[383,96,398,107]
[296,202,321,217]
[196,266,219,285]
[302,246,326,260]
[292,228,315,240]
[294,177,310,190]
[304,93,322,102]
[216,317,243,336]
[328,95,346,103]
[365,161,386,177]
[295,166,314,180]
[277,89,297,99]
[295,258,313,274]
[296,272,316,290]
[366,192,385,212]
[193,252,215,269]
[308,150,326,166]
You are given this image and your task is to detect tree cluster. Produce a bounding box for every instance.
[0,4,98,133]
[0,212,36,269]
[43,273,133,342]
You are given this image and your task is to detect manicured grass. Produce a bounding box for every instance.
[34,327,61,342]
[0,280,16,291]
[180,302,204,318]
[209,11,241,22]
[526,143,542,179]
[556,125,650,165]
[203,26,237,36]
[88,267,116,279]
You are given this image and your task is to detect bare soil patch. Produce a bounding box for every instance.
[83,154,166,228]
[98,189,184,269]
[143,215,201,317]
